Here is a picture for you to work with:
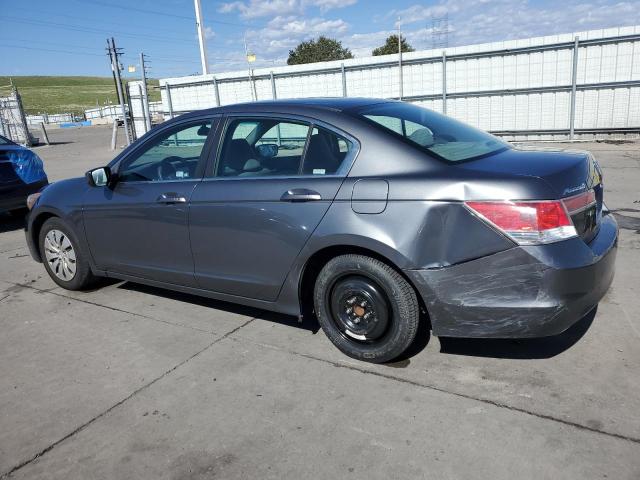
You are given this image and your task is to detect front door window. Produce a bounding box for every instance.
[118,121,213,182]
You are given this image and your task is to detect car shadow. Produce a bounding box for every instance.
[437,307,596,359]
[0,212,26,233]
[116,281,595,361]
[117,281,320,333]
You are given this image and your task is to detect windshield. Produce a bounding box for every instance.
[354,102,509,163]
[0,135,15,146]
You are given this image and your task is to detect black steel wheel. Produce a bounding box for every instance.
[314,254,420,363]
[329,275,391,343]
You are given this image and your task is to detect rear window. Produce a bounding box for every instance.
[354,102,508,163]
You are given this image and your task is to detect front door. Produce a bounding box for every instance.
[83,117,216,286]
[190,116,357,301]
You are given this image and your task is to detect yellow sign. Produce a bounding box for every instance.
[246,53,256,63]
[128,65,136,73]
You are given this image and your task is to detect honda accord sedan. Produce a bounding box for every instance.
[25,98,617,363]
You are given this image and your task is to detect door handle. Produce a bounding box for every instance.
[280,189,322,202]
[157,193,187,204]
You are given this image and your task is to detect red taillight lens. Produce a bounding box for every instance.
[465,201,576,245]
[562,190,596,214]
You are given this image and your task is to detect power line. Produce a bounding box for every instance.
[0,38,105,52]
[0,43,105,57]
[6,5,202,38]
[4,15,196,45]
[80,0,264,28]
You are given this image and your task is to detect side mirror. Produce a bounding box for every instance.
[256,143,279,159]
[86,166,111,187]
[197,124,211,136]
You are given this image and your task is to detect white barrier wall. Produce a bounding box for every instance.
[25,113,74,125]
[153,25,640,140]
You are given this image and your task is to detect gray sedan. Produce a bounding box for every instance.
[24,98,617,363]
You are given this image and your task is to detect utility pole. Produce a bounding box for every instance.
[194,0,210,75]
[398,17,403,100]
[107,37,131,145]
[140,52,152,132]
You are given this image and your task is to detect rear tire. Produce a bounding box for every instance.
[313,254,420,363]
[39,217,98,290]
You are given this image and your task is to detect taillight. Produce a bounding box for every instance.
[465,200,577,245]
[562,190,596,214]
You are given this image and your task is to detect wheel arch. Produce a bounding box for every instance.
[297,244,429,324]
[28,211,60,262]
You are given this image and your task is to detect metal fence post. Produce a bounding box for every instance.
[569,36,580,140]
[442,51,447,115]
[398,57,403,100]
[270,71,277,100]
[166,84,174,119]
[341,63,347,97]
[213,78,221,107]
[110,120,118,150]
[39,123,50,145]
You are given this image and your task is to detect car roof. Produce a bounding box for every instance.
[181,97,395,118]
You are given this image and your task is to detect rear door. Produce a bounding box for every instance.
[189,114,357,301]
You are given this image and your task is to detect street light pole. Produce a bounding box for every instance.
[194,0,210,75]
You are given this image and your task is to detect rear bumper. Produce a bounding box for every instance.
[0,179,48,212]
[406,213,618,338]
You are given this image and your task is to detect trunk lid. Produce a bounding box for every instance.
[459,146,603,243]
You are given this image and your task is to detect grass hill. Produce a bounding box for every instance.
[0,76,160,115]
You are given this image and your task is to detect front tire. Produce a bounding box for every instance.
[39,217,97,290]
[313,254,420,363]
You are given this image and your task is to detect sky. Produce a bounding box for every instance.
[1,0,639,79]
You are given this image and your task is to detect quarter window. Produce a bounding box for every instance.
[118,120,212,182]
[301,127,353,176]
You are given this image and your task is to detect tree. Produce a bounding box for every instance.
[287,36,354,65]
[372,35,415,56]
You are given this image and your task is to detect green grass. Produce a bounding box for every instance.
[0,76,160,115]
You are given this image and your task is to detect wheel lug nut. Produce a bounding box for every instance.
[347,297,357,305]
[346,307,353,314]
[360,301,367,307]
[363,312,372,320]
[353,318,360,324]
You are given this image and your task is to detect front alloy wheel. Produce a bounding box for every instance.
[39,217,97,290]
[43,229,77,281]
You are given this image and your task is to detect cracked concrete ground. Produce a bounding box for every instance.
[0,126,639,479]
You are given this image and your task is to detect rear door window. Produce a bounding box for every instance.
[215,118,310,177]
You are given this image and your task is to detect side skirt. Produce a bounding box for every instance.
[99,270,300,317]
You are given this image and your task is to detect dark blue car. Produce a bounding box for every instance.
[24,99,617,363]
[0,134,48,215]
